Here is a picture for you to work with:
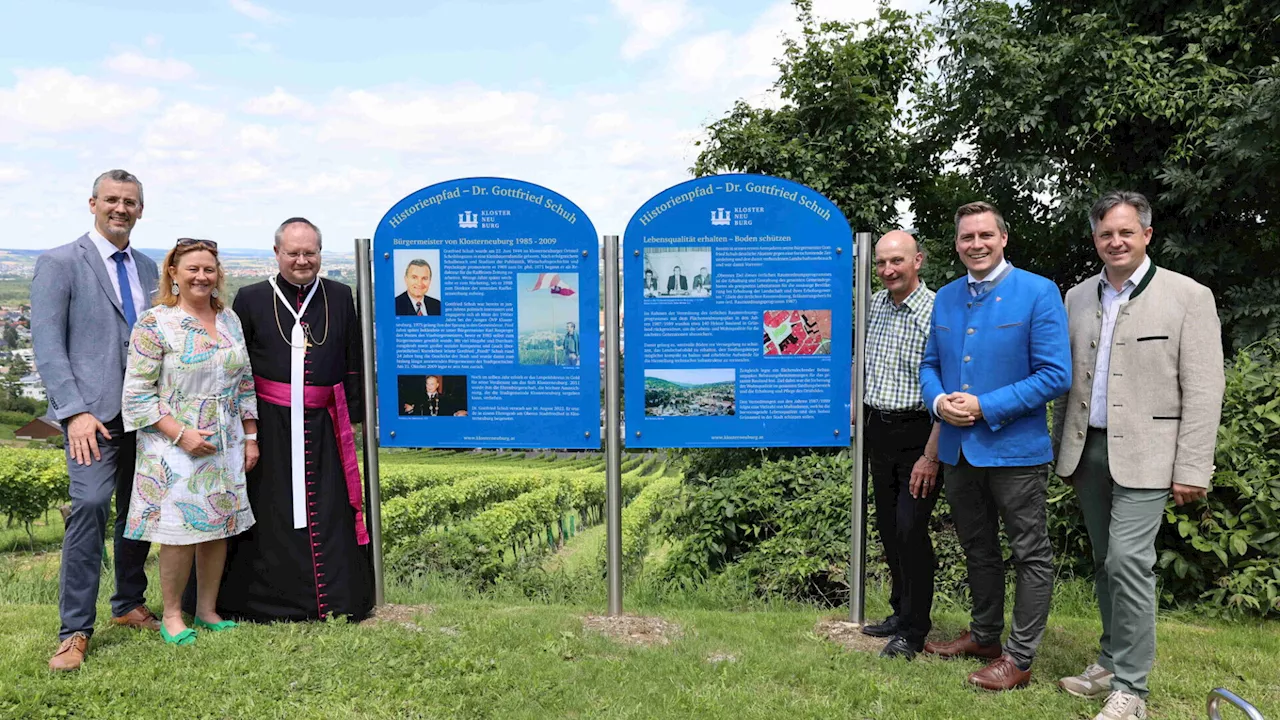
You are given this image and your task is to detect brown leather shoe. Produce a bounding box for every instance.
[968,654,1032,691]
[922,630,1003,660]
[111,605,161,631]
[49,632,89,672]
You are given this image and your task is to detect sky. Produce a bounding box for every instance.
[0,0,929,251]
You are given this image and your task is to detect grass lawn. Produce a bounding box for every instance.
[2,538,1277,719]
[2,449,1276,720]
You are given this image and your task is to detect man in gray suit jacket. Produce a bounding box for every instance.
[33,170,161,671]
[1052,191,1225,720]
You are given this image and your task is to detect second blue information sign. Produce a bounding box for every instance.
[623,174,853,448]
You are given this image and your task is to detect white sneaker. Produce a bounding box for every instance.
[1059,663,1115,698]
[1095,690,1146,720]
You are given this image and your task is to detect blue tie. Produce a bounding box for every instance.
[969,280,991,297]
[112,250,137,328]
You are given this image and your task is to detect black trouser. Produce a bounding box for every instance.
[943,455,1053,668]
[865,406,940,645]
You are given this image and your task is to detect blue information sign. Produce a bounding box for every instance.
[374,177,601,449]
[623,174,852,448]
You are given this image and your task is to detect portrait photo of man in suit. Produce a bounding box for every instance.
[919,201,1071,692]
[394,258,441,316]
[1051,191,1224,720]
[399,374,468,416]
[32,169,163,671]
[692,266,711,293]
[666,265,688,295]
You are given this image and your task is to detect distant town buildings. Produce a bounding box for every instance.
[19,372,46,400]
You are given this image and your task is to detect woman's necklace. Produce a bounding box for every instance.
[273,278,330,349]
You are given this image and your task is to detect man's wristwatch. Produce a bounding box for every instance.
[244,433,258,441]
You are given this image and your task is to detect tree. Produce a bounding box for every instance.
[917,0,1280,349]
[693,1,932,233]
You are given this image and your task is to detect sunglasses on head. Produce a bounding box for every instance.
[176,238,218,250]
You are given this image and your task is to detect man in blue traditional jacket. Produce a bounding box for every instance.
[919,201,1071,691]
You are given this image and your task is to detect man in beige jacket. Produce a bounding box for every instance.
[1052,190,1225,720]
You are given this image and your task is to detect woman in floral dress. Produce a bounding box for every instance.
[122,238,258,645]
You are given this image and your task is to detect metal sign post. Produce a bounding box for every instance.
[355,237,386,606]
[604,234,623,616]
[848,231,872,624]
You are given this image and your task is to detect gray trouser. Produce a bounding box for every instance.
[59,415,152,640]
[944,455,1054,667]
[1074,428,1168,698]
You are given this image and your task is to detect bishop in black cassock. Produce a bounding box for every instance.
[217,270,374,622]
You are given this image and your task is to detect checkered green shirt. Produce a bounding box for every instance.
[864,283,934,411]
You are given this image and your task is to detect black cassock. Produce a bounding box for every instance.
[217,275,374,622]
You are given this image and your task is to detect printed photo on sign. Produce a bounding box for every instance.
[644,368,735,417]
[517,272,581,366]
[643,247,712,299]
[392,249,443,317]
[763,310,832,356]
[397,374,468,416]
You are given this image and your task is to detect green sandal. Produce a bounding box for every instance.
[160,625,197,646]
[194,618,238,632]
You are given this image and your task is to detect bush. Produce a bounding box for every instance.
[386,457,661,588]
[1158,338,1280,616]
[658,453,853,603]
[659,338,1280,616]
[0,410,34,426]
[600,475,680,578]
[0,449,69,545]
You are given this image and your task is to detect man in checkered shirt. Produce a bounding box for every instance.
[860,230,943,661]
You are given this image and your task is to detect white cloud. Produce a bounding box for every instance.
[142,102,228,150]
[0,68,161,143]
[233,32,274,53]
[238,124,280,150]
[657,0,892,100]
[811,0,886,21]
[607,139,646,166]
[658,4,790,98]
[242,87,312,116]
[104,51,195,81]
[0,165,29,184]
[585,111,631,137]
[666,30,732,90]
[315,85,564,156]
[229,0,283,24]
[7,2,942,249]
[143,34,163,48]
[612,0,694,60]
